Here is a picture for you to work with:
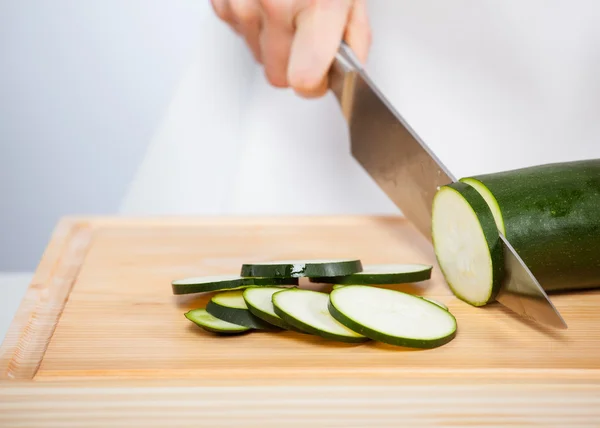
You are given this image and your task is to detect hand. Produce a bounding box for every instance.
[210,0,371,98]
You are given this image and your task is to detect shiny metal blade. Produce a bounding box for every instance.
[496,234,567,328]
[329,43,567,329]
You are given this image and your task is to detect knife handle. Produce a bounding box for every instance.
[329,42,362,121]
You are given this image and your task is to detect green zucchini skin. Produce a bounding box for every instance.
[171,276,298,295]
[327,301,456,348]
[242,288,309,333]
[462,159,600,292]
[184,309,251,335]
[245,304,300,331]
[308,264,432,285]
[327,287,457,349]
[205,300,281,331]
[240,259,363,278]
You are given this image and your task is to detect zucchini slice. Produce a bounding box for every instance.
[459,177,506,235]
[184,308,251,334]
[240,259,362,278]
[332,285,449,310]
[172,274,298,295]
[328,286,457,348]
[461,159,600,292]
[431,182,504,307]
[242,287,302,331]
[271,289,369,343]
[420,297,448,311]
[206,291,281,330]
[309,264,432,285]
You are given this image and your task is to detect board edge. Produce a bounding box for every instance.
[0,217,95,380]
[1,379,600,426]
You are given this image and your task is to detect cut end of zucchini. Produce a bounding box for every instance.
[185,309,251,334]
[432,183,504,307]
[459,177,506,235]
[328,286,457,348]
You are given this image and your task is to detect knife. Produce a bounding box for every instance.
[329,43,567,329]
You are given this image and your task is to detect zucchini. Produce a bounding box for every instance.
[172,274,298,295]
[420,297,448,311]
[461,159,600,292]
[206,291,281,330]
[332,285,449,309]
[271,289,369,343]
[309,263,432,285]
[431,182,505,306]
[328,286,457,348]
[242,287,303,331]
[184,308,251,335]
[240,259,362,278]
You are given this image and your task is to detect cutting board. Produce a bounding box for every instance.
[1,216,599,426]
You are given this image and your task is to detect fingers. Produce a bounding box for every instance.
[259,0,295,87]
[344,0,372,65]
[288,0,353,98]
[229,0,263,63]
[211,0,372,97]
[210,0,239,32]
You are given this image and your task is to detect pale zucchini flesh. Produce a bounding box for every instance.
[242,287,304,331]
[328,286,457,348]
[185,308,251,334]
[420,297,448,311]
[332,286,449,310]
[432,183,504,306]
[271,289,369,343]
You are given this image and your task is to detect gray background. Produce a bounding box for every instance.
[0,0,204,271]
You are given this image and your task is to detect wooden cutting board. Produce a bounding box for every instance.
[1,216,599,427]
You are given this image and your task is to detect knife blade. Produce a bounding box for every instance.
[329,43,567,329]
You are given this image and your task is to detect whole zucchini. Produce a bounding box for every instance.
[460,159,600,292]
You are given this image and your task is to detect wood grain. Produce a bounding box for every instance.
[33,217,600,382]
[1,379,600,427]
[1,215,599,382]
[1,215,600,425]
[0,218,93,380]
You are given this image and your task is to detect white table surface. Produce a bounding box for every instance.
[0,273,33,345]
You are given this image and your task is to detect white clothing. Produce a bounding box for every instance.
[120,0,600,216]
